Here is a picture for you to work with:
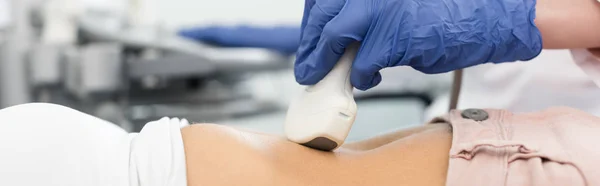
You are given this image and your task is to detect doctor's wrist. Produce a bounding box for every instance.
[534,0,600,49]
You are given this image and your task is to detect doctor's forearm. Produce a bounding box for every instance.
[535,0,600,49]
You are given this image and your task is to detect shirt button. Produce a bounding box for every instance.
[461,109,489,121]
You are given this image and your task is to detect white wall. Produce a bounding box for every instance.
[0,0,10,28]
[153,0,303,28]
[79,0,303,28]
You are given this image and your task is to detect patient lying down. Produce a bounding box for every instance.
[0,103,598,186]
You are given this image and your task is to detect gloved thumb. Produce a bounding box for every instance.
[295,0,370,85]
[350,59,383,91]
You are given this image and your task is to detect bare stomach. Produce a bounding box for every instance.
[181,123,452,186]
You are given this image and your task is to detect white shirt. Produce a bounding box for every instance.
[0,103,188,186]
[426,49,600,119]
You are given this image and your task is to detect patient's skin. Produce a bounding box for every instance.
[182,123,452,186]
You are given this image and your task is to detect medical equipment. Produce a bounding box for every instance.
[285,42,462,151]
[0,0,292,131]
[66,20,290,129]
[449,70,463,111]
[284,44,359,151]
[0,0,35,107]
[76,20,290,129]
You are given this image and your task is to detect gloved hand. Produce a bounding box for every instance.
[295,0,542,90]
[178,26,301,54]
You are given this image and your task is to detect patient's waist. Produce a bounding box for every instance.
[432,107,600,186]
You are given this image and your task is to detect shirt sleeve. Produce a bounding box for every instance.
[128,117,189,186]
[571,49,600,87]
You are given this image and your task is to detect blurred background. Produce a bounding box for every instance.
[0,0,453,141]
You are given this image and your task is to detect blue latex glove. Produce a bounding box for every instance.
[178,26,301,54]
[296,0,543,90]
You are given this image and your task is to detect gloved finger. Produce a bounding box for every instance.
[295,0,347,85]
[300,0,317,31]
[350,43,386,90]
[351,45,385,90]
[298,0,316,55]
[299,0,316,54]
[296,0,371,85]
[350,58,384,91]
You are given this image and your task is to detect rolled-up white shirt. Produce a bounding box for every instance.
[0,103,188,186]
